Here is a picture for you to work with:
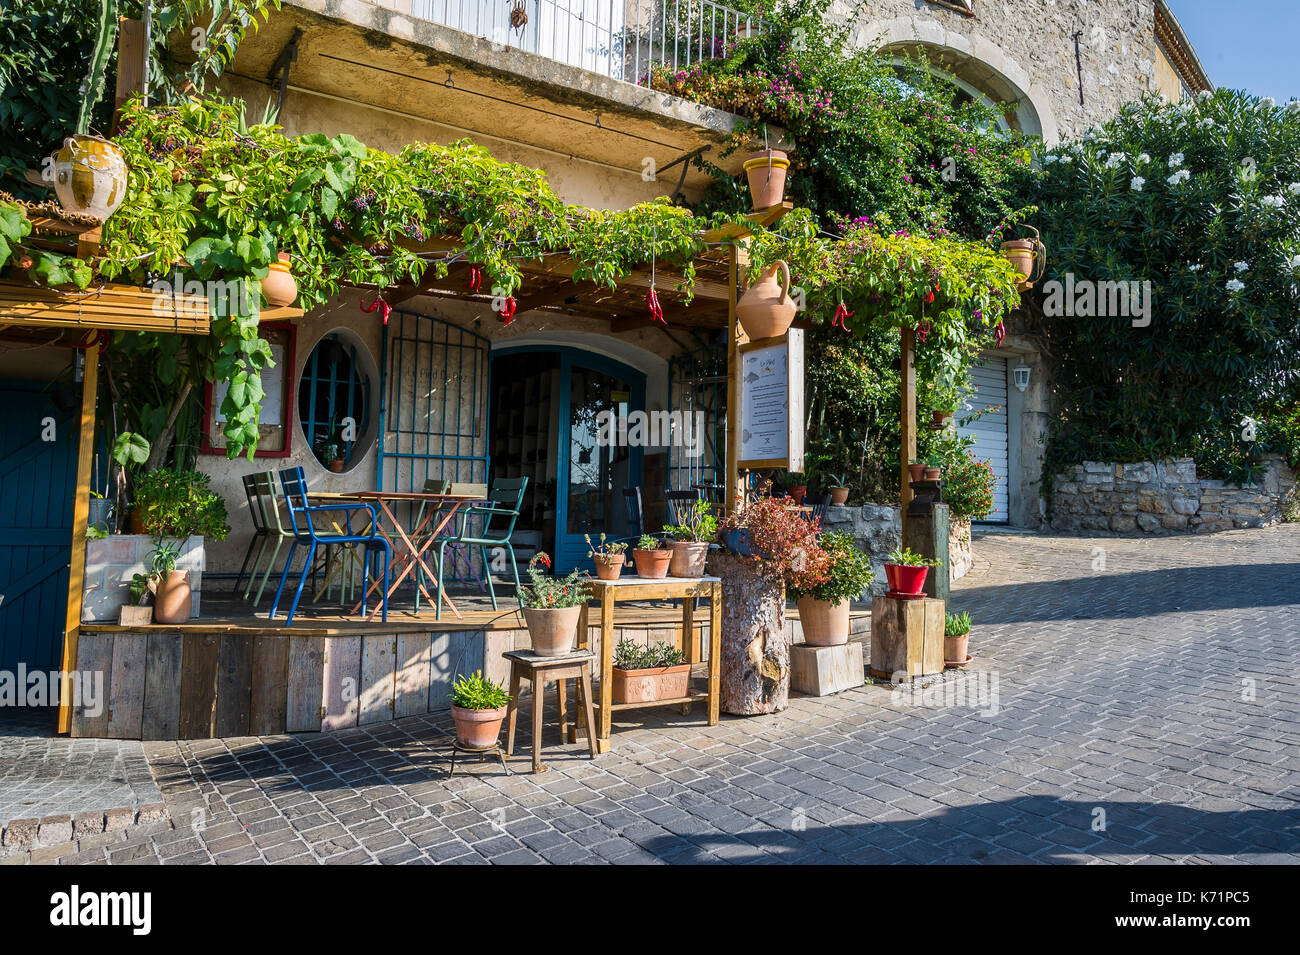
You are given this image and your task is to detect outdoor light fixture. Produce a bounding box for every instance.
[1013,362,1031,392]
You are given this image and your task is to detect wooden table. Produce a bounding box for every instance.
[311,491,484,621]
[574,575,722,754]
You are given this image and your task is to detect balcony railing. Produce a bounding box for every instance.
[407,0,767,84]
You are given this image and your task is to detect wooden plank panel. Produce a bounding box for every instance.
[394,632,432,719]
[105,632,147,739]
[250,634,290,736]
[70,631,113,738]
[141,631,183,740]
[178,632,219,739]
[321,635,362,730]
[285,635,325,733]
[212,633,253,737]
[358,634,397,725]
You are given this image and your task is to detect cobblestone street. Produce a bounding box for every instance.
[13,527,1300,865]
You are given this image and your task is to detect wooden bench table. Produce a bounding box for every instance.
[574,575,722,754]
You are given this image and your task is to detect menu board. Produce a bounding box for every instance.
[737,329,804,471]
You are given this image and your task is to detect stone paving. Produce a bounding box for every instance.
[10,526,1300,865]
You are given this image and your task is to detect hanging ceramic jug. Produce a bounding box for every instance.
[1000,225,1047,290]
[736,260,796,341]
[261,252,298,307]
[52,135,128,223]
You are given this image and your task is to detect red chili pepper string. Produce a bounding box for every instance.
[993,320,1006,346]
[646,287,665,323]
[499,295,517,325]
[467,265,483,293]
[917,320,930,344]
[832,302,853,330]
[361,293,392,325]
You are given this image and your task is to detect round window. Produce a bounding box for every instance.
[298,331,374,472]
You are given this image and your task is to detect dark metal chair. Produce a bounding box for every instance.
[805,493,832,525]
[622,487,644,536]
[233,473,269,597]
[437,476,527,619]
[269,467,390,625]
[665,488,703,527]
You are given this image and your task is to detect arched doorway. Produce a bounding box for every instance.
[490,346,647,572]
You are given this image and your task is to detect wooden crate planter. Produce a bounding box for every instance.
[869,595,945,680]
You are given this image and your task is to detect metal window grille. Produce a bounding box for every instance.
[667,341,726,492]
[300,333,370,468]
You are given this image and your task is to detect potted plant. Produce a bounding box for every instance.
[318,439,343,472]
[827,473,850,507]
[146,538,191,625]
[784,470,808,505]
[519,552,590,655]
[742,147,790,210]
[663,500,717,577]
[790,531,873,646]
[882,547,942,596]
[945,611,972,667]
[923,454,943,482]
[631,533,672,578]
[585,533,627,581]
[907,458,927,484]
[449,670,512,748]
[611,639,690,704]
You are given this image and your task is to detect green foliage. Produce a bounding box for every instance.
[585,532,627,560]
[612,638,685,671]
[944,611,972,637]
[664,499,718,542]
[884,547,941,568]
[128,536,182,604]
[939,449,997,520]
[789,530,873,603]
[519,552,590,609]
[132,468,230,539]
[111,431,150,468]
[1020,90,1300,491]
[75,0,118,136]
[450,671,511,710]
[635,533,667,550]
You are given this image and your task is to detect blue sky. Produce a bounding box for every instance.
[1166,1,1298,100]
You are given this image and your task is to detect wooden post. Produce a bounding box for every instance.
[899,325,917,543]
[58,344,99,734]
[725,243,749,514]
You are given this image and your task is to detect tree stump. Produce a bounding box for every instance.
[709,552,788,715]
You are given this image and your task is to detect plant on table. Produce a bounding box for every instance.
[631,532,673,579]
[883,547,941,596]
[585,532,628,581]
[611,639,690,704]
[944,610,973,667]
[790,530,873,647]
[662,499,717,578]
[449,670,513,748]
[518,552,590,657]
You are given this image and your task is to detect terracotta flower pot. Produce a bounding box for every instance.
[450,704,508,748]
[796,596,851,646]
[668,540,709,577]
[828,486,849,506]
[262,252,298,307]
[328,459,344,473]
[923,467,941,482]
[52,135,128,222]
[932,410,952,428]
[736,260,796,341]
[742,149,789,210]
[789,485,807,505]
[945,633,970,666]
[612,663,691,704]
[632,548,672,579]
[152,570,192,624]
[884,563,929,595]
[594,554,625,580]
[907,463,926,483]
[523,604,582,656]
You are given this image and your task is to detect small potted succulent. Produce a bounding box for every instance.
[827,473,850,507]
[882,547,942,596]
[449,670,512,748]
[945,611,973,667]
[907,458,926,483]
[318,439,344,472]
[631,533,673,578]
[585,533,628,580]
[518,552,590,656]
[126,538,189,625]
[922,454,943,482]
[790,531,873,646]
[663,499,717,578]
[611,639,690,704]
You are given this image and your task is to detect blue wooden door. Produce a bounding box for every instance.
[0,382,77,673]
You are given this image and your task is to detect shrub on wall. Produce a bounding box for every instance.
[1021,90,1300,490]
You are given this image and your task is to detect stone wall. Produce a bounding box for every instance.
[822,504,972,595]
[1051,457,1296,534]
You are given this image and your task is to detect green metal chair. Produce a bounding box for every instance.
[435,476,527,619]
[241,471,295,606]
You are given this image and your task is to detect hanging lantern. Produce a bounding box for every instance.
[1013,361,1031,392]
[1001,225,1047,291]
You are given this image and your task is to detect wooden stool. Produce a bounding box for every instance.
[504,649,598,773]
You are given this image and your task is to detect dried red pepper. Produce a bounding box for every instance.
[361,294,392,325]
[467,264,483,293]
[499,295,517,325]
[993,320,1006,346]
[646,287,665,324]
[832,302,854,330]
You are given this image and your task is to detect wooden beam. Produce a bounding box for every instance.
[725,244,749,513]
[58,343,98,734]
[112,18,147,125]
[900,325,917,543]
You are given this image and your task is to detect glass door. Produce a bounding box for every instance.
[554,352,645,572]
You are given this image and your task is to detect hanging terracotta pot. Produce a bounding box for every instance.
[742,149,790,210]
[152,570,192,624]
[262,252,298,307]
[736,260,796,341]
[52,135,128,223]
[1000,226,1047,289]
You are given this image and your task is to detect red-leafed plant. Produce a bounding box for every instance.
[719,488,829,587]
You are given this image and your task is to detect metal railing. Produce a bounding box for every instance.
[406,0,766,84]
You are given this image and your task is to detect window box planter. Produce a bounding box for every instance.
[612,663,691,704]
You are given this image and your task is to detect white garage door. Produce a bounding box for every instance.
[957,358,1009,523]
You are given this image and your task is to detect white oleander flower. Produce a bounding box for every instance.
[1131,176,1146,191]
[1198,118,1216,128]
[1290,254,1300,270]
[1167,169,1191,186]
[1197,90,1213,102]
[1188,263,1203,272]
[1261,97,1276,108]
[1137,153,1151,165]
[1234,261,1250,272]
[1262,195,1286,209]
[1288,182,1300,195]
[1289,99,1300,112]
[1168,152,1185,168]
[1225,279,1245,292]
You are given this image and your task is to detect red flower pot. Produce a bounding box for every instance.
[884,563,929,595]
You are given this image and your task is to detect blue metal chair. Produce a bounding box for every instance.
[269,467,391,625]
[436,477,527,619]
